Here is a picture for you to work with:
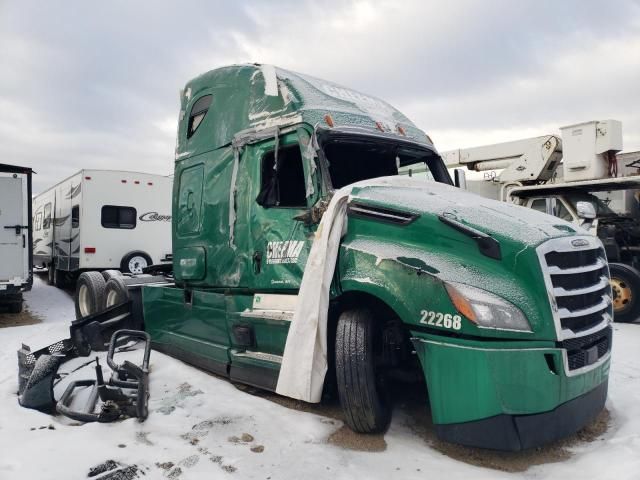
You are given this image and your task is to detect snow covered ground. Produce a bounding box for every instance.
[0,276,639,479]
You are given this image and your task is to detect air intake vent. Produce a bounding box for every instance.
[347,203,418,225]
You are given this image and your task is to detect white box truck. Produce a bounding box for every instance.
[33,170,172,287]
[0,163,33,313]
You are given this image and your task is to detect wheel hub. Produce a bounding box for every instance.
[128,256,148,274]
[610,277,632,313]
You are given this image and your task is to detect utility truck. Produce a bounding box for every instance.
[32,170,172,287]
[0,163,33,313]
[66,65,612,451]
[444,120,640,322]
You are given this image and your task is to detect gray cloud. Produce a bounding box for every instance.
[1,0,639,193]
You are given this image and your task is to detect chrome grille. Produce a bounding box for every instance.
[537,236,613,341]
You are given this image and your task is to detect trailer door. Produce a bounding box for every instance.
[0,175,27,282]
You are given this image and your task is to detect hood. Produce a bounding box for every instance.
[347,176,578,247]
[341,177,582,335]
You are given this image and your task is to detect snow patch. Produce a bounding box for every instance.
[260,64,279,97]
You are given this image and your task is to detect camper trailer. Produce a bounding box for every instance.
[0,163,33,313]
[33,170,172,286]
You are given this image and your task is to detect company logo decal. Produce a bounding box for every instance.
[571,238,589,248]
[139,212,172,222]
[266,241,305,265]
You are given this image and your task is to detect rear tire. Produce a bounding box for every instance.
[101,269,122,282]
[105,276,130,308]
[75,272,106,319]
[335,308,391,433]
[609,263,640,323]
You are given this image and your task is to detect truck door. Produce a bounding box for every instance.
[0,174,27,283]
[247,137,314,291]
[227,132,318,388]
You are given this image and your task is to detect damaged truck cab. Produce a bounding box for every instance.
[144,65,612,450]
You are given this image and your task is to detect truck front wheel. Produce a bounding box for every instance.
[335,308,391,433]
[609,263,640,323]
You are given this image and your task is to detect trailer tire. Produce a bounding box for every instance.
[105,276,130,308]
[47,262,66,288]
[120,251,152,275]
[335,308,391,433]
[609,263,640,323]
[75,272,106,319]
[9,301,23,314]
[47,262,55,285]
[101,269,123,282]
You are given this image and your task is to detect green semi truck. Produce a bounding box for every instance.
[80,65,613,450]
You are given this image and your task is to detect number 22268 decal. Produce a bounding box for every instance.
[420,310,462,330]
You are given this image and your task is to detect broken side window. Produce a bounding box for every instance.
[257,144,307,208]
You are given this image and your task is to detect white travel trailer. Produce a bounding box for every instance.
[0,163,33,313]
[33,170,172,287]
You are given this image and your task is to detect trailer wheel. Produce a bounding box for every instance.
[47,262,55,285]
[47,262,67,288]
[105,276,130,308]
[609,263,640,323]
[102,269,123,282]
[335,308,391,433]
[9,301,23,314]
[75,272,106,319]
[120,251,152,275]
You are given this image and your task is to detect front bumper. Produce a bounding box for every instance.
[436,379,607,451]
[411,333,610,450]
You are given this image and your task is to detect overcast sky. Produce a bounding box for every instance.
[1,0,639,193]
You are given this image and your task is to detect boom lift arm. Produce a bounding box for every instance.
[442,135,563,184]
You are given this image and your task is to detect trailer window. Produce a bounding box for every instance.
[43,203,52,229]
[101,206,137,229]
[34,212,42,231]
[257,144,307,208]
[72,205,80,228]
[187,95,212,139]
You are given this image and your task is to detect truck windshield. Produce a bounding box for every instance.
[565,193,616,217]
[320,135,451,189]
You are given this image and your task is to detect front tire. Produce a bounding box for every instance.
[75,272,106,319]
[609,263,640,323]
[335,308,391,433]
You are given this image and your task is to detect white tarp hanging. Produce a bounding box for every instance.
[276,176,430,402]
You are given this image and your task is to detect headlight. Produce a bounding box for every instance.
[445,282,532,332]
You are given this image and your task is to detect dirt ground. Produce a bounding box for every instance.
[0,306,42,328]
[238,380,610,472]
